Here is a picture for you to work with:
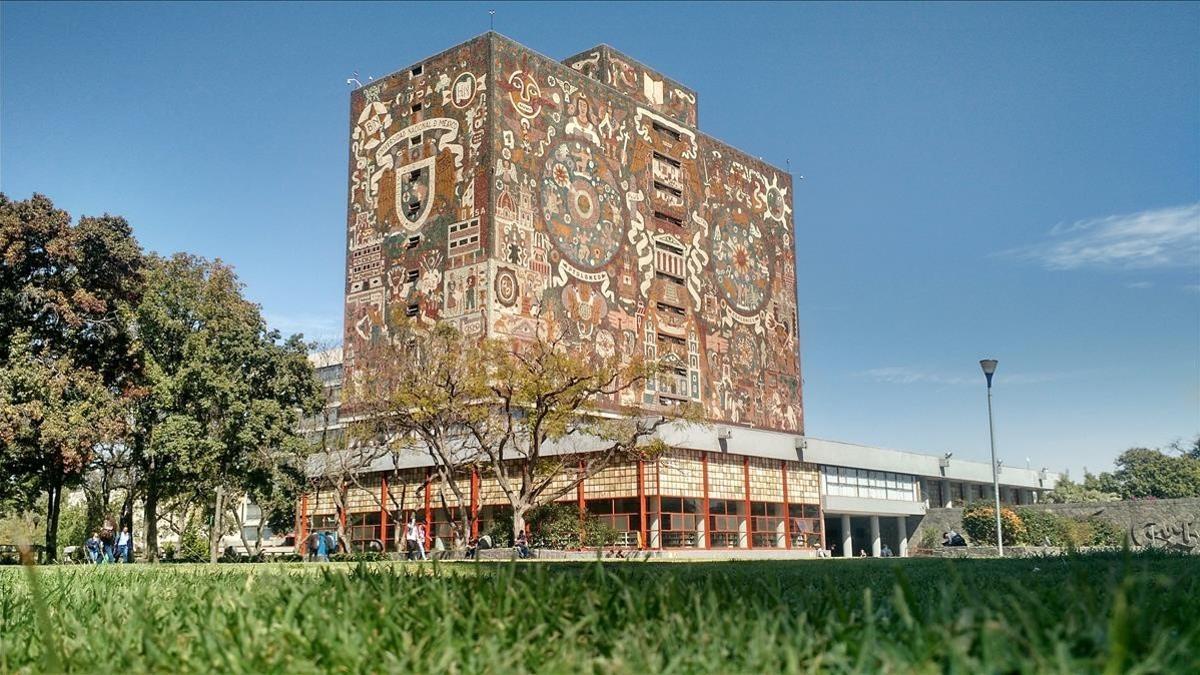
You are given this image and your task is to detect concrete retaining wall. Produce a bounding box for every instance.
[911,498,1200,552]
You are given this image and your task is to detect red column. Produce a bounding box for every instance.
[577,460,587,546]
[743,456,753,549]
[297,493,308,553]
[470,468,480,539]
[424,468,433,547]
[781,461,792,550]
[338,482,347,538]
[701,452,711,550]
[380,475,389,551]
[637,459,647,550]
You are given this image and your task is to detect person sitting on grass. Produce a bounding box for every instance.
[858,549,868,558]
[515,530,532,559]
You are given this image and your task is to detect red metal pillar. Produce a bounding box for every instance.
[743,456,753,549]
[781,461,792,550]
[338,482,347,538]
[470,468,480,539]
[637,459,647,550]
[297,493,308,553]
[701,452,711,550]
[424,468,433,547]
[380,475,389,551]
[577,460,587,545]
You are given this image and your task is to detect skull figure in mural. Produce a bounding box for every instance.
[541,141,627,272]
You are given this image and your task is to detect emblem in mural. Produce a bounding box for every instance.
[494,267,519,307]
[450,71,478,109]
[541,141,626,271]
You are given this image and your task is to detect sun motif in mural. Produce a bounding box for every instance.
[709,211,772,315]
[541,141,626,271]
[760,172,792,224]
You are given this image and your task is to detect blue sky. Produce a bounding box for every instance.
[3,2,1197,475]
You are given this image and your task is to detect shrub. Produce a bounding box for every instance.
[962,502,1026,546]
[1063,516,1124,548]
[528,503,584,549]
[1016,508,1068,546]
[175,524,209,563]
[330,551,387,563]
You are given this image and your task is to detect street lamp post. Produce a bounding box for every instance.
[979,359,1003,557]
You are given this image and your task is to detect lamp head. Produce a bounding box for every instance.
[979,359,998,387]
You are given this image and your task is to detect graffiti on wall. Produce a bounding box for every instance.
[1130,519,1198,552]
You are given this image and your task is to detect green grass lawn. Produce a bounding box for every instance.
[1,551,1197,673]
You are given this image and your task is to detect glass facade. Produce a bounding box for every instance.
[587,497,643,547]
[822,466,917,501]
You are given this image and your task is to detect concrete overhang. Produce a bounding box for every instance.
[823,495,926,517]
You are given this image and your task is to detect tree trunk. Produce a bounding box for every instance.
[209,485,225,563]
[144,486,160,562]
[44,482,62,563]
[512,510,526,549]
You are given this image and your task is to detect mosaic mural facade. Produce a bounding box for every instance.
[345,33,803,434]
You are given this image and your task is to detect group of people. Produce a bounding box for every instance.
[84,524,132,564]
[304,530,343,562]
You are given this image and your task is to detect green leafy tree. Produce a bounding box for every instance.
[0,194,143,560]
[1043,473,1121,504]
[130,254,322,561]
[1111,447,1200,500]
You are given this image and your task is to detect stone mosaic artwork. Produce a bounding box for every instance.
[344,34,803,433]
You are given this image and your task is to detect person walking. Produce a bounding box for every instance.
[99,523,116,563]
[316,530,329,562]
[404,513,420,561]
[306,531,320,562]
[116,527,132,563]
[85,532,101,564]
[416,520,429,561]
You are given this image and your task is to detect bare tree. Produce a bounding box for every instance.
[466,323,702,543]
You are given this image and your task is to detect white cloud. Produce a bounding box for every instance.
[857,366,1074,387]
[1124,281,1153,289]
[1001,203,1200,271]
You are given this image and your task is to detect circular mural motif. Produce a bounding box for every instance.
[541,141,626,271]
[710,212,772,314]
[764,185,787,222]
[494,267,519,307]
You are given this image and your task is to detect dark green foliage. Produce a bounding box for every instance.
[0,552,1196,672]
[1017,507,1068,545]
[1111,446,1200,499]
[1016,508,1124,548]
[486,503,619,549]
